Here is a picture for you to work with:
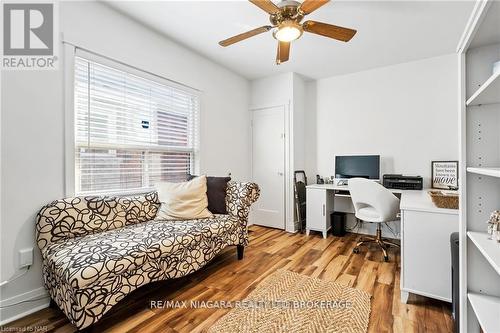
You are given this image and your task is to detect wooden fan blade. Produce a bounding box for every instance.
[303,20,356,42]
[219,26,272,47]
[299,0,330,14]
[249,0,280,14]
[276,41,290,65]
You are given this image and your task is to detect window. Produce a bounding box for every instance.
[74,56,199,195]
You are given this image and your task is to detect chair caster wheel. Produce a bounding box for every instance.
[383,256,389,262]
[353,247,360,254]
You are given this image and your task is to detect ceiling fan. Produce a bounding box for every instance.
[219,0,357,65]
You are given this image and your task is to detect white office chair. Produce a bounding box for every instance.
[348,178,400,261]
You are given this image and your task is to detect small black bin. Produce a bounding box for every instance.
[330,212,346,237]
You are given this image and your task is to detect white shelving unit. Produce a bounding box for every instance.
[467,293,500,333]
[467,232,500,275]
[466,167,500,178]
[458,1,500,332]
[466,71,500,106]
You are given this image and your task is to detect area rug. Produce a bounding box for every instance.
[208,269,371,333]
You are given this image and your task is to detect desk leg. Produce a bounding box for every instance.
[306,229,310,236]
[322,231,327,239]
[400,291,409,304]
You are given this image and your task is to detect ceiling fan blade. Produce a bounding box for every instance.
[249,0,280,14]
[299,0,330,14]
[302,20,356,42]
[219,26,272,47]
[276,41,290,65]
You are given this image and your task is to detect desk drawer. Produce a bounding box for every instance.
[401,210,458,302]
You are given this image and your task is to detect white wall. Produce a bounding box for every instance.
[0,1,250,323]
[311,54,459,187]
[293,74,306,172]
[307,54,459,236]
[0,68,65,324]
[304,81,318,180]
[250,72,293,109]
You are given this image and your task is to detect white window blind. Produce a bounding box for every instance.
[74,56,199,195]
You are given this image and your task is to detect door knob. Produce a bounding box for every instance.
[278,172,284,176]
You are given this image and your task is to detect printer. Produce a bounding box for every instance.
[383,174,423,190]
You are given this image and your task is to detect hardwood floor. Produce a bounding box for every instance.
[4,226,453,332]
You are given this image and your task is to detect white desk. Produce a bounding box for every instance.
[399,190,458,303]
[305,184,459,303]
[307,183,403,193]
[305,183,403,238]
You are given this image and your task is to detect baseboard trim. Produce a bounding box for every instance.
[0,287,50,326]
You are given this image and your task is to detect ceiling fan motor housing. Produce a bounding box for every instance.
[270,0,304,26]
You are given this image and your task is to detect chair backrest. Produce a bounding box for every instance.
[348,178,400,222]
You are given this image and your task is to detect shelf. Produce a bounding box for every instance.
[467,71,500,106]
[467,167,500,178]
[468,231,500,276]
[468,293,500,333]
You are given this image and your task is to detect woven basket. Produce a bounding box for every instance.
[428,191,459,209]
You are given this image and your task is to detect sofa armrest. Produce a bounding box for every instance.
[225,181,260,224]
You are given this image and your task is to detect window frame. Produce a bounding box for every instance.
[64,45,201,197]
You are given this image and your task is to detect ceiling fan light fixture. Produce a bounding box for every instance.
[274,21,303,42]
[219,0,357,64]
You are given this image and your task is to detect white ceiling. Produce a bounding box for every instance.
[107,1,475,80]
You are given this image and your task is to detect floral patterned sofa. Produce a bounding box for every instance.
[36,181,259,330]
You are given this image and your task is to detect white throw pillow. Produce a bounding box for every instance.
[155,175,213,220]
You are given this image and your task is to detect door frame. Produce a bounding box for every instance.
[249,102,293,231]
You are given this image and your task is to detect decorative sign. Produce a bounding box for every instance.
[432,161,459,189]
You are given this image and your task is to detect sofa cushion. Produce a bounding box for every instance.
[42,215,239,289]
[188,175,231,214]
[155,176,213,220]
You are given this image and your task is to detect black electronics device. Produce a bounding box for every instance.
[335,155,380,180]
[383,174,423,190]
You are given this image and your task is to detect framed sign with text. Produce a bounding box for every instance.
[432,161,459,189]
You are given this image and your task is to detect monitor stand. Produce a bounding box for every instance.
[337,179,348,186]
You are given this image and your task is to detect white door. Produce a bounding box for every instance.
[251,106,285,229]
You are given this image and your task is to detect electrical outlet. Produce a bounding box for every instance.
[19,248,33,268]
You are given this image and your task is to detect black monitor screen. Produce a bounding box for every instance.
[335,155,380,179]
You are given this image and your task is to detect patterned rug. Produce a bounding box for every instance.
[209,269,371,333]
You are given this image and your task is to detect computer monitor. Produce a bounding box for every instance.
[335,155,380,180]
